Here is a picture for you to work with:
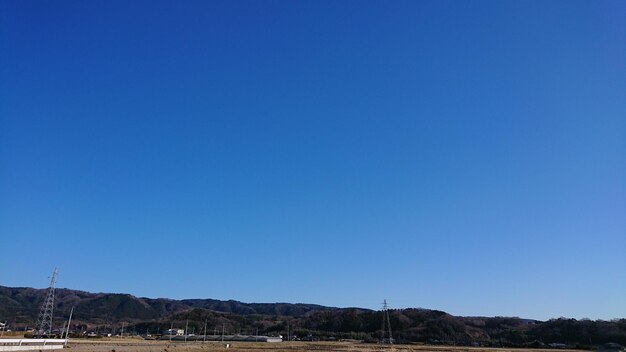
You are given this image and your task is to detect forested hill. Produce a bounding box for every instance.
[1,285,625,347]
[0,285,334,323]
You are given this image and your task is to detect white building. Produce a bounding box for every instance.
[164,329,184,336]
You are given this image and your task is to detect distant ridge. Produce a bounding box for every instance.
[1,285,624,347]
[0,285,337,323]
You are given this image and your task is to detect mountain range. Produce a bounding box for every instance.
[1,285,624,347]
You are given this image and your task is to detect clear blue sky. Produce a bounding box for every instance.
[1,0,624,321]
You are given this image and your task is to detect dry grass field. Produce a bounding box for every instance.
[61,339,588,352]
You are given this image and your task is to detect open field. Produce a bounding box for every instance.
[60,339,589,352]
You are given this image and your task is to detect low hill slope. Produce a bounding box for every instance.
[1,285,624,347]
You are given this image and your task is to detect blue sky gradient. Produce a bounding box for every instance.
[1,1,625,320]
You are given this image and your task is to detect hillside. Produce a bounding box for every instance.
[1,285,624,347]
[0,286,333,325]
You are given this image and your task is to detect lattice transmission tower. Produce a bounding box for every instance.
[36,268,58,337]
[380,299,393,344]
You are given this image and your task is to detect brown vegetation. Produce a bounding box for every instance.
[66,339,586,352]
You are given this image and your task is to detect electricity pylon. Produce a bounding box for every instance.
[380,299,393,344]
[36,268,58,337]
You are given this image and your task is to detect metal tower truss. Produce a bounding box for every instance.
[36,268,58,337]
[381,299,393,344]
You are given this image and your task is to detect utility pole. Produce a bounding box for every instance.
[121,322,125,337]
[64,306,74,344]
[221,324,225,342]
[203,319,207,343]
[184,319,188,342]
